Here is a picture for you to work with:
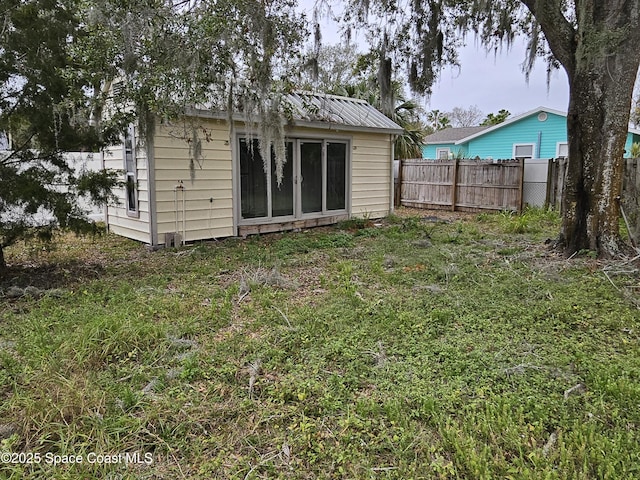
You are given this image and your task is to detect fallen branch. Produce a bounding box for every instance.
[563,383,586,400]
[602,269,620,291]
[620,205,637,249]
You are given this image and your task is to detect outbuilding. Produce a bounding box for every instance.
[104,92,403,246]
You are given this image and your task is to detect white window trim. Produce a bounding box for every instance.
[123,124,139,218]
[235,135,351,226]
[436,147,451,160]
[556,142,568,158]
[512,143,536,160]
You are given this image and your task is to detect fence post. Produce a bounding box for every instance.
[451,158,459,212]
[545,158,555,208]
[557,158,567,211]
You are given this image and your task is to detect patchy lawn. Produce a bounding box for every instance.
[1,208,639,479]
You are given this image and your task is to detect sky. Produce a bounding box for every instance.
[298,1,572,118]
[428,41,570,117]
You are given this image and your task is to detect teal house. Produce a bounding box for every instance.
[422,107,640,160]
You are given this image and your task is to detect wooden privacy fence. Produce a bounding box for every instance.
[545,158,567,209]
[546,158,640,208]
[547,157,640,243]
[398,158,524,212]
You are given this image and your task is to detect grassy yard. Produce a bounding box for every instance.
[1,208,639,479]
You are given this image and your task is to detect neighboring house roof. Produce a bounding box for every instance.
[188,92,404,135]
[423,126,488,144]
[429,106,640,146]
[453,107,566,144]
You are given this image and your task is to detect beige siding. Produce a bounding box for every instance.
[351,132,393,218]
[103,138,151,244]
[153,119,234,243]
[105,118,393,245]
[282,126,393,219]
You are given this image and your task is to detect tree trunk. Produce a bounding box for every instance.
[0,245,5,272]
[561,61,638,257]
[523,0,640,258]
[558,25,640,257]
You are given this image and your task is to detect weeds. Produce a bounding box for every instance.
[1,209,639,478]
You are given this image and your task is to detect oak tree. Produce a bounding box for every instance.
[345,0,640,257]
[448,105,484,127]
[0,0,121,270]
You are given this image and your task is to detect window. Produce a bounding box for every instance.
[238,137,349,223]
[513,143,535,160]
[123,125,138,216]
[557,142,568,158]
[436,148,450,160]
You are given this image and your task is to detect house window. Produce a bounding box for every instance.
[557,142,568,158]
[238,137,349,223]
[123,125,138,216]
[436,148,450,160]
[513,143,535,160]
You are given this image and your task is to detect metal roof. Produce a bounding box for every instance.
[188,92,404,135]
[284,92,403,134]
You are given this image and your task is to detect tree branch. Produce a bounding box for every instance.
[520,0,577,77]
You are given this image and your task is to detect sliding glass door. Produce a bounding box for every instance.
[300,142,323,214]
[239,138,294,220]
[238,137,348,224]
[271,143,294,217]
[326,142,346,211]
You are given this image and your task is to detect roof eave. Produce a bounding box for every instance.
[424,140,460,145]
[292,119,404,135]
[183,107,403,135]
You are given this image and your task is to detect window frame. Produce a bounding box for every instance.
[512,143,536,160]
[123,124,139,217]
[236,135,351,225]
[436,147,451,160]
[556,142,569,158]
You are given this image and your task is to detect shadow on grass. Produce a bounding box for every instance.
[0,260,106,291]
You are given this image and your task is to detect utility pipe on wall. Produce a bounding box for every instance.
[174,180,186,246]
[537,131,542,159]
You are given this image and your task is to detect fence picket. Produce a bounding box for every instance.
[399,159,523,212]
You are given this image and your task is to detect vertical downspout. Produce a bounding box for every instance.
[537,131,542,158]
[147,118,158,247]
